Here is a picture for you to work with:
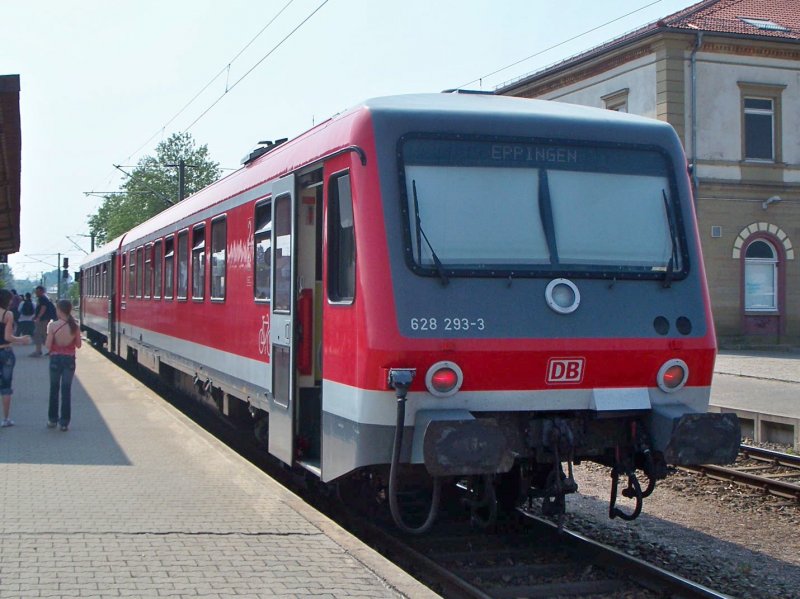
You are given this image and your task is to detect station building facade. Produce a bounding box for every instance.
[497,0,800,346]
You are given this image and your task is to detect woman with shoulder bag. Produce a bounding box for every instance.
[45,300,82,431]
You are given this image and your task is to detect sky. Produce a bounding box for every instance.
[1,0,699,280]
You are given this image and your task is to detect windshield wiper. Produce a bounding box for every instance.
[662,189,677,288]
[412,179,449,287]
[538,169,559,264]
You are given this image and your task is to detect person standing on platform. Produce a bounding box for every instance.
[0,289,33,428]
[17,293,35,337]
[45,299,82,431]
[8,290,21,334]
[32,285,56,357]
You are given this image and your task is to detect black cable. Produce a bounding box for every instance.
[454,0,664,90]
[183,0,331,133]
[125,0,297,161]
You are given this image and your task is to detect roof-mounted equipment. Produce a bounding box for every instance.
[241,138,289,165]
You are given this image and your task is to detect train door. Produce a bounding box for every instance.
[108,254,117,354]
[268,174,296,465]
[295,168,324,475]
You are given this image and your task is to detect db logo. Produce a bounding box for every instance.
[546,358,585,384]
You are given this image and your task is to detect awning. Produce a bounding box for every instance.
[0,74,21,256]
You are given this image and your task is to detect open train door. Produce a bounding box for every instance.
[268,174,296,466]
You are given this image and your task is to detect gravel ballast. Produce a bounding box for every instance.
[557,455,800,599]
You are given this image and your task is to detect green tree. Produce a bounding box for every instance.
[0,264,12,290]
[89,132,220,244]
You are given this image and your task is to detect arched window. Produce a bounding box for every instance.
[744,239,778,311]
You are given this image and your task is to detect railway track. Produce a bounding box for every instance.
[344,509,729,599]
[681,444,800,502]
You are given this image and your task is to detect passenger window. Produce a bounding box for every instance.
[177,230,189,299]
[211,218,226,300]
[121,254,127,298]
[254,200,272,301]
[328,172,355,302]
[192,225,206,300]
[129,250,136,299]
[164,236,175,299]
[153,241,163,299]
[273,195,292,312]
[136,247,144,297]
[144,244,152,299]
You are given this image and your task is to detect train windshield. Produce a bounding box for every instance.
[401,137,683,279]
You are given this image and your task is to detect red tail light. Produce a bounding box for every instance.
[425,361,463,397]
[657,359,688,393]
[431,368,458,393]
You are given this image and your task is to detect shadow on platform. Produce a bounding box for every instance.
[0,352,130,466]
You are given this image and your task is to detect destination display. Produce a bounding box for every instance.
[401,137,668,176]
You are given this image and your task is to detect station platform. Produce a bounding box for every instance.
[0,346,437,599]
[712,350,800,448]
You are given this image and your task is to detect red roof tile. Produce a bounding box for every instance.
[664,0,800,39]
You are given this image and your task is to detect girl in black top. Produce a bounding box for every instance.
[0,289,32,428]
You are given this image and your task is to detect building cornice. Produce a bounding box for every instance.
[498,29,800,97]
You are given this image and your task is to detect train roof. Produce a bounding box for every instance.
[363,93,663,126]
[81,233,126,268]
[81,93,678,266]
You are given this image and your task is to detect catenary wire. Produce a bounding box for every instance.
[182,0,331,133]
[124,0,297,162]
[454,0,663,90]
[85,0,298,198]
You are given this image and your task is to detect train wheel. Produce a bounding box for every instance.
[495,464,524,514]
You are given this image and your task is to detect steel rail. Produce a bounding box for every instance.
[517,511,732,599]
[681,444,800,502]
[681,464,800,501]
[740,444,800,468]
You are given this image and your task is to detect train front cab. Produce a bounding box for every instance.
[307,97,742,531]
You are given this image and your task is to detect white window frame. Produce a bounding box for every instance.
[744,239,778,312]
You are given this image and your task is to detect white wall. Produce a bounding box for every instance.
[539,54,657,117]
[691,52,800,167]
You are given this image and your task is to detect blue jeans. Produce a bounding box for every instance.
[0,348,15,396]
[49,354,76,426]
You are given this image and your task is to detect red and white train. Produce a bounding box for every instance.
[81,94,739,532]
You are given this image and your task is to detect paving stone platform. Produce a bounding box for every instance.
[0,346,437,599]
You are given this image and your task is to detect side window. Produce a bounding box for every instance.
[744,97,774,160]
[254,200,272,301]
[192,225,206,300]
[177,230,189,299]
[603,88,628,113]
[121,253,127,298]
[102,264,108,297]
[153,240,163,299]
[144,244,152,299]
[744,239,778,311]
[129,250,136,299]
[164,236,175,300]
[739,82,784,163]
[328,172,355,302]
[211,217,226,300]
[136,247,144,298]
